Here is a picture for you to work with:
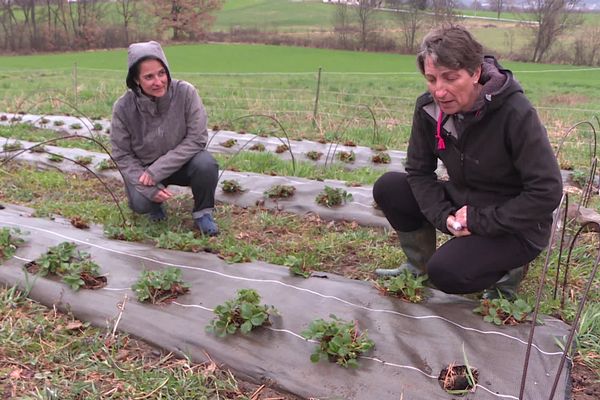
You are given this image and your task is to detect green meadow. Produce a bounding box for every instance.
[0,43,598,168]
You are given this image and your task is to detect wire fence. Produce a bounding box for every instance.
[0,66,599,154]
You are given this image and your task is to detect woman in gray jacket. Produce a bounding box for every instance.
[111,41,219,236]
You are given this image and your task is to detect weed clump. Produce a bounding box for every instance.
[206,289,278,337]
[284,254,311,278]
[315,186,353,207]
[301,314,374,368]
[132,267,190,304]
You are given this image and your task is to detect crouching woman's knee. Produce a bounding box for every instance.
[427,258,476,295]
[188,150,219,176]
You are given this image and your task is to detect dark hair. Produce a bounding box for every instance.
[417,25,483,75]
[126,56,171,92]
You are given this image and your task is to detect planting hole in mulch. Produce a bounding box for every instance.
[438,364,478,395]
[148,284,190,304]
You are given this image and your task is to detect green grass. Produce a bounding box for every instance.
[0,42,598,160]
[0,285,257,399]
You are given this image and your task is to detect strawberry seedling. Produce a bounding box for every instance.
[376,269,427,303]
[315,186,353,207]
[132,267,190,304]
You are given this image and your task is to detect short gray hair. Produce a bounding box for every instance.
[417,25,483,75]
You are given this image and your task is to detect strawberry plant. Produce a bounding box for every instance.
[275,144,289,153]
[371,152,391,164]
[343,140,356,147]
[315,186,353,207]
[29,144,46,153]
[131,267,190,304]
[301,314,374,368]
[75,156,93,166]
[473,297,534,325]
[249,143,265,152]
[53,120,65,127]
[220,139,237,148]
[306,151,323,161]
[27,242,106,291]
[0,227,25,262]
[3,141,23,152]
[337,151,355,163]
[154,231,208,252]
[92,122,103,131]
[376,269,427,303]
[96,159,117,170]
[206,289,278,337]
[48,153,64,162]
[221,179,244,194]
[264,184,296,199]
[69,123,82,130]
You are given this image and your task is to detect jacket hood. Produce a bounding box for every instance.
[126,41,171,94]
[473,56,522,112]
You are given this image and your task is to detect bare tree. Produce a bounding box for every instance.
[116,0,138,45]
[332,2,353,49]
[150,0,224,41]
[491,0,504,19]
[527,0,582,63]
[394,0,424,53]
[355,0,377,50]
[573,25,600,66]
[430,0,458,25]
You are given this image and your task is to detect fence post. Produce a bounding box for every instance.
[312,67,322,128]
[73,62,78,108]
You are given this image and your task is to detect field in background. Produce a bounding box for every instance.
[0,43,598,170]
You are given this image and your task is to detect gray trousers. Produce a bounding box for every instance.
[125,150,219,218]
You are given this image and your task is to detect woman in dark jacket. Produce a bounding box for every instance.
[373,26,563,298]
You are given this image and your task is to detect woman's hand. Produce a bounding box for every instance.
[447,206,471,237]
[152,187,173,203]
[139,171,155,186]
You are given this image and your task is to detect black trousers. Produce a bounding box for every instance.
[373,172,541,294]
[125,150,219,219]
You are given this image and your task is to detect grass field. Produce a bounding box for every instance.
[0,42,598,171]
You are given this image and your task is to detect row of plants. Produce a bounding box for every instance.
[0,231,563,396]
[222,180,354,208]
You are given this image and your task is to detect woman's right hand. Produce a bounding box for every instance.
[153,187,172,203]
[447,207,471,237]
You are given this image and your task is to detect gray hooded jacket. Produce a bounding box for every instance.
[111,41,208,201]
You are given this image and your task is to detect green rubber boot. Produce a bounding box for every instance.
[482,266,528,300]
[375,224,436,277]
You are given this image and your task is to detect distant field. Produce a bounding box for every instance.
[0,43,598,167]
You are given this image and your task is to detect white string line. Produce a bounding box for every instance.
[4,252,542,398]
[0,220,563,358]
[168,300,521,400]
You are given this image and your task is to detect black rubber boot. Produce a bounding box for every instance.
[482,266,528,300]
[375,224,436,277]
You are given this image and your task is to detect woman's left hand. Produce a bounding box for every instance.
[139,171,155,186]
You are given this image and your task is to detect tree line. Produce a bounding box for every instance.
[0,0,223,52]
[1,0,598,66]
